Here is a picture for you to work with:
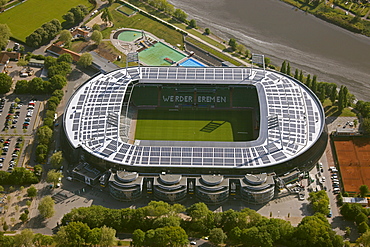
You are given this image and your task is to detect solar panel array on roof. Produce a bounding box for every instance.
[64,67,323,169]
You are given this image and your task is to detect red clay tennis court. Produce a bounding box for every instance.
[333,137,370,194]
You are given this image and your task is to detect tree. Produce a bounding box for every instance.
[33,233,54,247]
[330,85,337,104]
[189,19,196,28]
[46,170,63,188]
[205,28,211,35]
[54,221,91,247]
[19,213,29,224]
[49,75,67,92]
[173,8,187,21]
[78,53,93,68]
[308,190,330,215]
[311,75,318,94]
[280,61,286,74]
[363,118,370,134]
[264,57,271,66]
[293,214,343,247]
[294,69,299,79]
[0,24,11,50]
[27,186,37,198]
[91,30,103,45]
[63,11,75,24]
[228,38,237,51]
[286,62,291,76]
[133,229,145,247]
[3,221,9,231]
[298,70,304,82]
[209,228,227,246]
[14,229,34,247]
[50,151,63,169]
[57,53,73,64]
[101,8,113,25]
[0,185,4,192]
[36,144,48,163]
[37,125,53,145]
[99,225,116,247]
[357,229,370,246]
[0,0,7,8]
[359,222,370,234]
[59,30,72,47]
[48,61,72,78]
[360,185,369,198]
[0,73,13,94]
[305,74,311,88]
[236,44,246,55]
[92,23,100,31]
[38,196,55,219]
[340,203,363,221]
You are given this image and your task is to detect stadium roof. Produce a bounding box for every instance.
[64,67,325,169]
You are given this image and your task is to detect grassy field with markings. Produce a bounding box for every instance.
[135,109,253,142]
[0,0,92,41]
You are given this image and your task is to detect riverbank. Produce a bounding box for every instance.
[280,0,370,37]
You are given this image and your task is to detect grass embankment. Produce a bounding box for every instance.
[0,0,93,41]
[185,36,241,66]
[322,99,357,117]
[135,109,253,142]
[280,0,370,37]
[125,0,227,48]
[101,2,183,49]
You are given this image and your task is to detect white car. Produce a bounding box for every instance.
[66,176,73,181]
[321,177,326,182]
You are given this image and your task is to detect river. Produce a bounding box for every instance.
[168,0,370,101]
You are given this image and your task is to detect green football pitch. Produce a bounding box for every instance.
[134,109,254,142]
[0,0,92,41]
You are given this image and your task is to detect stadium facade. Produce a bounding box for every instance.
[62,66,327,204]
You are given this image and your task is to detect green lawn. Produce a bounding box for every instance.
[0,0,92,41]
[135,109,253,142]
[101,3,183,48]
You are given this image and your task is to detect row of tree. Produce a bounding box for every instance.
[0,224,116,247]
[0,73,13,94]
[280,60,355,108]
[25,19,62,48]
[0,24,11,50]
[139,0,188,22]
[61,201,344,247]
[62,5,89,26]
[0,167,39,185]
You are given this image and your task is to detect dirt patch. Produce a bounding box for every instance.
[333,137,370,194]
[94,42,123,62]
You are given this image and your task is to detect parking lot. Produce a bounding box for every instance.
[0,96,42,171]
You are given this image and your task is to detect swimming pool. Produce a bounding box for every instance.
[179,58,206,67]
[139,42,187,66]
[117,30,142,42]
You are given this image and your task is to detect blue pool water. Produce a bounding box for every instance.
[179,58,206,67]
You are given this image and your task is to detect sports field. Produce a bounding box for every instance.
[333,137,370,194]
[0,0,92,41]
[134,109,253,142]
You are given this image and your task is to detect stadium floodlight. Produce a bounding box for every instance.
[126,52,140,68]
[251,54,265,73]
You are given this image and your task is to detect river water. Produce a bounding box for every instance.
[168,0,370,101]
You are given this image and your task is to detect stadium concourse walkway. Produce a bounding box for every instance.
[119,0,251,67]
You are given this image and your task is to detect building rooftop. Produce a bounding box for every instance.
[63,67,325,170]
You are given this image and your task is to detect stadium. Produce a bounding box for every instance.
[62,66,327,204]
